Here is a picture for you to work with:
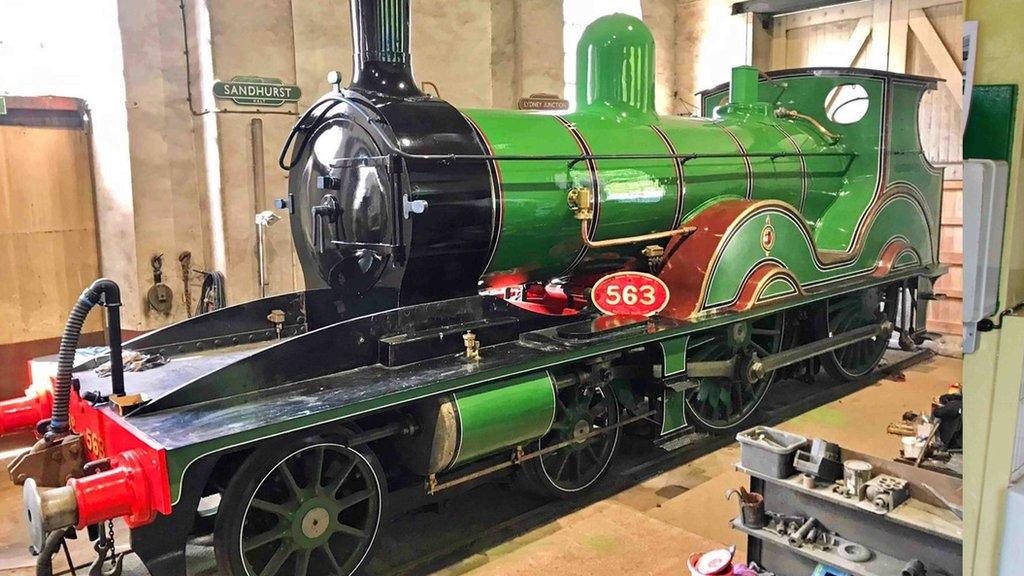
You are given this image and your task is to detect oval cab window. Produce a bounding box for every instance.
[824,83,869,125]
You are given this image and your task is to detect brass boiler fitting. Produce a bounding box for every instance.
[774,107,840,144]
[463,331,480,361]
[567,187,695,248]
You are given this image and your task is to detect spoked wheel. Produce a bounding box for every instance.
[817,286,897,381]
[524,382,620,498]
[214,439,385,576]
[685,312,787,434]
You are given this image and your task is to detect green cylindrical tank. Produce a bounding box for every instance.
[460,13,853,289]
[395,371,556,474]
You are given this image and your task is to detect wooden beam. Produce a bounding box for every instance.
[839,17,873,67]
[869,0,892,69]
[776,0,874,28]
[770,17,788,70]
[908,8,962,107]
[748,13,773,71]
[908,0,960,10]
[887,0,910,72]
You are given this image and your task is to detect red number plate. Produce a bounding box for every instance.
[591,272,670,316]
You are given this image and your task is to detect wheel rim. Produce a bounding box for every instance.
[824,289,891,377]
[537,384,619,492]
[240,443,381,576]
[686,313,786,430]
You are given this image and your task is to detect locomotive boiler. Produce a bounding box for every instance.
[4,1,944,575]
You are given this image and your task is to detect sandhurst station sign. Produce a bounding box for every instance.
[213,76,301,107]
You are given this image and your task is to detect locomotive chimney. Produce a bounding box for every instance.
[350,0,424,98]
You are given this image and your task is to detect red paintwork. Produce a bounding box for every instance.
[659,199,756,319]
[71,449,157,528]
[0,386,51,435]
[591,272,670,317]
[730,263,800,311]
[501,284,582,316]
[591,314,649,332]
[871,238,913,277]
[67,388,171,528]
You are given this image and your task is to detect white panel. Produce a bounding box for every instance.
[1000,480,1024,573]
[962,159,1008,353]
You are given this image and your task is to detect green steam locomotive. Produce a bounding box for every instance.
[5,2,943,575]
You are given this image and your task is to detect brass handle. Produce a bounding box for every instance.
[568,187,696,249]
[580,219,695,248]
[774,107,840,144]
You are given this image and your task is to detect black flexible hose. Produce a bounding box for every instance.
[49,279,122,435]
[35,530,65,576]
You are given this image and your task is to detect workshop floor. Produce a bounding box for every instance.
[0,355,961,576]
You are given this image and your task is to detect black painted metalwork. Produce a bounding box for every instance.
[350,0,423,98]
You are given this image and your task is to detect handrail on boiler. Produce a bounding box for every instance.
[279,93,859,172]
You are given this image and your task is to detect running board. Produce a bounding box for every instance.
[687,321,893,381]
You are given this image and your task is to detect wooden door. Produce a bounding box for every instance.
[0,96,103,399]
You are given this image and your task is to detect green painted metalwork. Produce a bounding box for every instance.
[154,16,945,504]
[161,263,936,504]
[660,388,687,435]
[450,371,556,467]
[759,277,798,301]
[964,84,1017,162]
[701,197,932,309]
[659,336,688,376]
[574,12,657,120]
[730,66,761,106]
[463,15,940,290]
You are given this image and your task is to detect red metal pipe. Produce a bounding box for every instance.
[0,388,52,436]
[69,450,155,528]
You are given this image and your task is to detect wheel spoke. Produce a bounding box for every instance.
[245,526,288,552]
[310,447,326,495]
[335,488,373,512]
[320,543,343,574]
[324,458,356,497]
[750,342,770,359]
[277,462,304,500]
[294,549,311,576]
[259,541,294,576]
[252,498,294,518]
[334,522,368,539]
[554,450,572,481]
[555,395,569,414]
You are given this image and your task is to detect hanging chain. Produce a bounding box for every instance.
[88,520,123,576]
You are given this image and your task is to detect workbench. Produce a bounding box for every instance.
[734,448,962,575]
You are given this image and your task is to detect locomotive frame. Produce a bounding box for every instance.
[5,3,945,576]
